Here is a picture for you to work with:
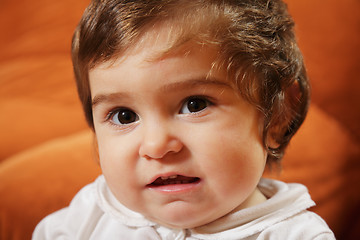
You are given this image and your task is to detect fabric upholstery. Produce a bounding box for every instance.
[0,0,359,239]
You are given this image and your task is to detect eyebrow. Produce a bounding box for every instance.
[91,77,232,107]
[92,92,130,107]
[159,77,232,92]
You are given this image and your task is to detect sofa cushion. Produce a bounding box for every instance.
[0,57,88,161]
[0,130,101,240]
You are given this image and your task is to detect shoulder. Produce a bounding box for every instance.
[258,210,336,239]
[191,179,335,240]
[32,176,158,240]
[257,179,335,239]
[32,176,106,239]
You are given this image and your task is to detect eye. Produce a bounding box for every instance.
[180,96,210,114]
[109,108,139,125]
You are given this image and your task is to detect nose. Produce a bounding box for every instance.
[139,120,183,160]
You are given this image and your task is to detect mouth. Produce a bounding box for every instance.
[147,175,200,187]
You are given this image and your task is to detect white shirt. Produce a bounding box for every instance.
[33,176,335,239]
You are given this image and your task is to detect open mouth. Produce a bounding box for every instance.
[147,175,200,187]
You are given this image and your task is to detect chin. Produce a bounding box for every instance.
[148,211,215,230]
[157,220,201,230]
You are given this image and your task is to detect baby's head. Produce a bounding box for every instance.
[72,0,309,229]
[73,0,309,164]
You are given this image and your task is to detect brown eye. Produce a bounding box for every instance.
[180,97,209,114]
[111,108,139,125]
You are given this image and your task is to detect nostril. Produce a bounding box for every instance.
[168,139,183,153]
[139,137,183,160]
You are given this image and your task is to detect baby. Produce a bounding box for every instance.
[33,0,335,239]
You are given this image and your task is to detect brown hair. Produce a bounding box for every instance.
[72,0,310,163]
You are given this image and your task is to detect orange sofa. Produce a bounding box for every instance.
[0,0,359,239]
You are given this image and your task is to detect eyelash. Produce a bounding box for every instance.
[104,95,215,127]
[105,107,137,123]
[179,95,214,114]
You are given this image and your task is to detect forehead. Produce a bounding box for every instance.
[92,23,220,72]
[88,27,233,101]
[90,41,222,85]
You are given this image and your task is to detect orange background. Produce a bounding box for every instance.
[0,0,359,239]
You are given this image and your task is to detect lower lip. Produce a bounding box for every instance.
[146,181,201,194]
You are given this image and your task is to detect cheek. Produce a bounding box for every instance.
[96,131,137,165]
[96,134,138,186]
[97,136,118,169]
[97,137,142,205]
[199,129,266,191]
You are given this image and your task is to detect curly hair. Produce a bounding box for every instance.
[72,0,310,163]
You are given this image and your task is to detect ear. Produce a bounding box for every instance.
[266,79,303,149]
[266,126,282,149]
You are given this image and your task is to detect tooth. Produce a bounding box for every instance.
[169,175,177,179]
[161,176,168,180]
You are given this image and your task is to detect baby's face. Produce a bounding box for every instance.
[89,27,267,229]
